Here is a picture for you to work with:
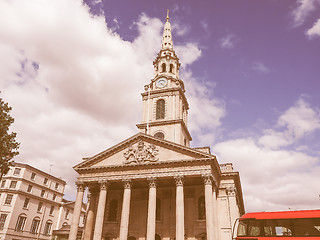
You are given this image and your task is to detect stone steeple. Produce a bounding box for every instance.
[137,11,192,146]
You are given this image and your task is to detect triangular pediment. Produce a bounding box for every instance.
[74,133,214,171]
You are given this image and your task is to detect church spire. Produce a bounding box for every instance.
[161,9,173,50]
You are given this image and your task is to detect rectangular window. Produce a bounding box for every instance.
[49,206,54,215]
[15,215,26,232]
[27,184,33,193]
[4,194,13,205]
[37,202,43,212]
[23,198,30,209]
[43,221,52,235]
[9,180,17,189]
[43,178,48,185]
[0,214,8,230]
[1,180,6,188]
[264,219,292,236]
[13,168,21,176]
[65,209,70,219]
[30,218,40,234]
[40,189,45,197]
[52,194,56,201]
[55,182,59,190]
[31,172,36,180]
[292,218,320,236]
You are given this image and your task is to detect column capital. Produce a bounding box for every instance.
[174,175,184,186]
[98,180,109,191]
[147,177,157,188]
[76,181,85,192]
[122,179,132,189]
[202,174,213,185]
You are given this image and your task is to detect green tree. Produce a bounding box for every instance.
[0,96,19,181]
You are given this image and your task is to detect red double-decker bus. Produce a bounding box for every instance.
[233,209,320,240]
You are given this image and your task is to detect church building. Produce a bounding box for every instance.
[68,12,244,240]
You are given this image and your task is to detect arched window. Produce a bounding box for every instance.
[108,200,118,222]
[198,196,206,220]
[154,132,165,140]
[156,99,165,120]
[169,64,174,73]
[30,217,41,234]
[43,220,52,236]
[15,214,27,232]
[156,198,161,221]
[161,63,166,72]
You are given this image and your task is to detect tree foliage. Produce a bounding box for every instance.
[0,96,20,180]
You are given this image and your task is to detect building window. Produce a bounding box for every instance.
[65,209,70,219]
[15,214,27,232]
[9,180,17,189]
[40,190,45,197]
[169,64,174,73]
[55,183,59,190]
[27,185,33,193]
[161,63,166,72]
[0,214,8,230]
[198,196,206,220]
[37,202,43,212]
[52,194,56,201]
[1,180,6,188]
[23,198,30,209]
[30,217,40,234]
[156,99,165,119]
[31,172,36,180]
[154,132,165,140]
[108,199,118,221]
[49,206,54,215]
[155,234,161,240]
[4,194,13,205]
[43,220,52,235]
[43,178,48,185]
[13,168,21,176]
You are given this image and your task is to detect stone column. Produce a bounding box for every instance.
[68,182,85,240]
[119,179,132,240]
[174,175,185,240]
[212,187,219,240]
[146,178,157,240]
[203,174,214,240]
[92,181,109,240]
[83,187,98,240]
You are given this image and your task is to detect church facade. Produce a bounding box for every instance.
[68,12,244,240]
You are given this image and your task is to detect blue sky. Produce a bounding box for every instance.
[1,0,320,212]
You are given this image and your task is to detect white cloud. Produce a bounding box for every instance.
[252,62,271,74]
[306,18,320,37]
[291,0,319,27]
[215,98,320,212]
[220,33,236,49]
[0,0,206,200]
[175,43,202,67]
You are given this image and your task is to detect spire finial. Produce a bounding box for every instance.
[166,9,169,22]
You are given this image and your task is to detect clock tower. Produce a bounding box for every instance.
[137,11,192,146]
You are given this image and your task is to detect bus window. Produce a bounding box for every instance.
[263,219,292,236]
[293,218,320,236]
[237,220,248,237]
[248,220,261,237]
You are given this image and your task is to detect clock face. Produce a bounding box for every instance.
[156,78,168,88]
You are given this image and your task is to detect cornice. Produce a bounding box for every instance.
[136,119,192,140]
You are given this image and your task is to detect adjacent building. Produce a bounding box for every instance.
[0,162,84,240]
[68,12,245,240]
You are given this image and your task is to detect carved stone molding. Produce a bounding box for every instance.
[99,180,109,191]
[123,141,159,165]
[174,175,184,186]
[202,174,213,185]
[76,181,85,192]
[122,179,132,189]
[147,177,157,188]
[226,187,236,196]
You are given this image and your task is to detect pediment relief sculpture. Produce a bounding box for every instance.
[123,140,159,165]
